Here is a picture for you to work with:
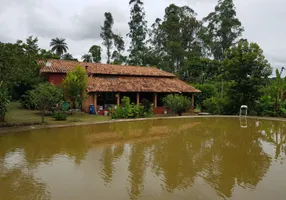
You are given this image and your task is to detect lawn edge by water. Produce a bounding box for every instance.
[1,115,286,134]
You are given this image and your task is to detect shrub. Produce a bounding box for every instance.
[202,96,229,115]
[53,111,68,121]
[29,83,64,123]
[162,94,191,116]
[110,96,151,119]
[21,90,36,109]
[195,83,218,110]
[140,99,154,117]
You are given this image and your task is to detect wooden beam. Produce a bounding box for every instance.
[94,93,97,111]
[191,93,195,111]
[136,92,140,105]
[153,93,157,108]
[117,93,120,106]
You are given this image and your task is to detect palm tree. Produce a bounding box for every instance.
[82,54,93,62]
[50,38,68,56]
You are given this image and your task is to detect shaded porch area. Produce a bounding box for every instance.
[83,92,195,115]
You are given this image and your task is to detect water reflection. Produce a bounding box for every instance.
[0,118,286,199]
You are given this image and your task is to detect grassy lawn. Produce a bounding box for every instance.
[2,102,110,126]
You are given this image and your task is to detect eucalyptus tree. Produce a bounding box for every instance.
[100,12,114,64]
[127,0,148,66]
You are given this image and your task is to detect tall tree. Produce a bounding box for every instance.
[24,36,39,55]
[100,12,114,64]
[223,40,272,113]
[50,38,69,56]
[0,39,42,99]
[89,45,101,63]
[112,34,126,64]
[81,54,93,63]
[202,0,244,61]
[149,4,202,73]
[127,0,148,66]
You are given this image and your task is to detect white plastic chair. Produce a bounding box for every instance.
[239,105,248,117]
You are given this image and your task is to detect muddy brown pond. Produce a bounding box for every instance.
[1,117,286,200]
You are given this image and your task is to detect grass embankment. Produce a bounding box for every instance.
[1,102,109,127]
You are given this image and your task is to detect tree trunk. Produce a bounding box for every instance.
[41,109,45,123]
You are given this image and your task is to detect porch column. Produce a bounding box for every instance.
[136,92,140,105]
[191,93,195,110]
[93,93,97,110]
[153,93,157,108]
[117,93,120,106]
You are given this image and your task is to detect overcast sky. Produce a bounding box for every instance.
[1,0,285,74]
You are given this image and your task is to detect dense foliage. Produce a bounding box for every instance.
[110,97,153,119]
[0,37,43,99]
[127,0,148,66]
[52,111,68,121]
[0,82,10,122]
[28,83,63,123]
[62,66,88,109]
[163,94,191,116]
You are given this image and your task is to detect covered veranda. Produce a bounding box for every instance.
[85,91,195,115]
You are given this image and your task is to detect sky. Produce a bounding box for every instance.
[1,0,285,74]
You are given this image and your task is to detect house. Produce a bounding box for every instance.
[40,59,200,115]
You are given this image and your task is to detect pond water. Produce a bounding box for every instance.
[0,117,286,200]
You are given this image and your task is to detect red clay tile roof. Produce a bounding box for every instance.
[87,76,200,93]
[39,59,175,77]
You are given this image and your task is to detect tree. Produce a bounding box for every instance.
[149,4,203,73]
[39,49,60,59]
[29,83,63,123]
[112,34,126,64]
[202,0,244,61]
[127,0,148,66]
[100,12,114,64]
[89,45,101,63]
[163,94,191,116]
[0,40,42,99]
[62,66,88,109]
[62,53,78,61]
[257,69,286,116]
[81,54,93,62]
[0,81,10,122]
[50,38,69,56]
[180,58,220,83]
[24,35,39,55]
[223,40,272,113]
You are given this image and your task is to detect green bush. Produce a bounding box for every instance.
[110,96,153,119]
[53,111,68,121]
[195,83,218,110]
[28,83,64,123]
[202,96,228,115]
[20,90,36,109]
[162,94,191,116]
[140,99,154,117]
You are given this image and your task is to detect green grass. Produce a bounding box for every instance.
[2,102,110,126]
